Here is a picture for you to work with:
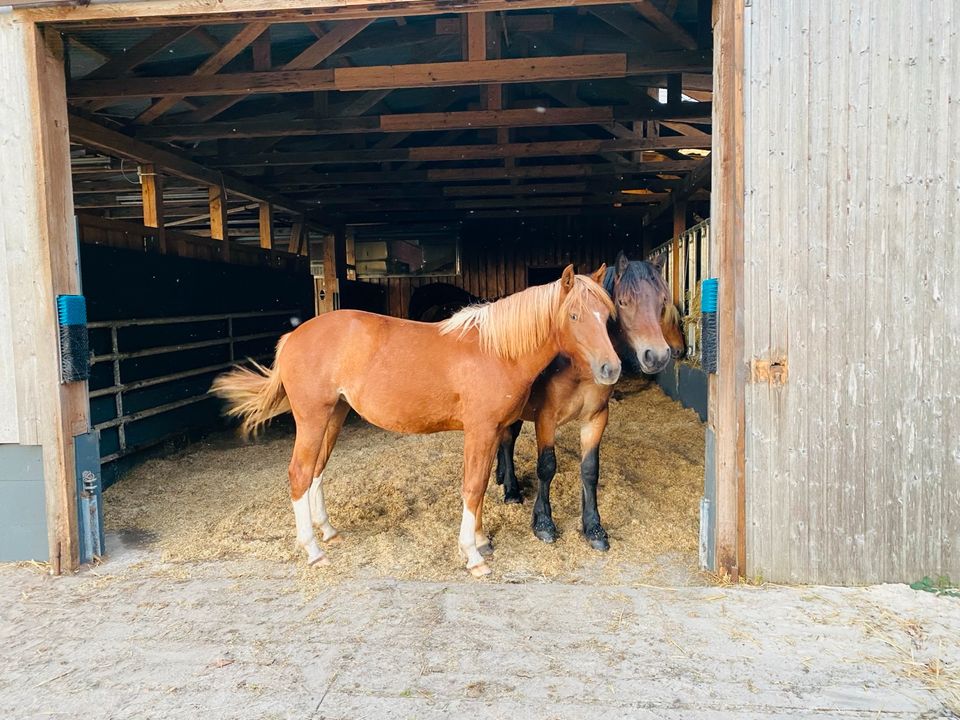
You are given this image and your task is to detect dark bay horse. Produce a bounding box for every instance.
[212,265,619,577]
[494,252,680,551]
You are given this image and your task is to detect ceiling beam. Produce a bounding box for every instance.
[135,22,271,124]
[68,114,324,224]
[68,51,712,100]
[31,0,665,29]
[138,102,712,141]
[644,155,712,225]
[212,136,710,168]
[184,19,372,123]
[256,160,700,187]
[630,1,698,50]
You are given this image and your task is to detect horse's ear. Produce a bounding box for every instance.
[590,263,607,285]
[560,264,576,293]
[650,253,667,272]
[615,251,630,279]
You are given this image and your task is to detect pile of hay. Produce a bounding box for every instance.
[105,376,705,586]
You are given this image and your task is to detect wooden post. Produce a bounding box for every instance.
[139,163,165,251]
[208,184,230,259]
[287,218,304,254]
[319,227,346,313]
[712,0,746,580]
[0,20,89,572]
[258,202,273,250]
[671,198,687,306]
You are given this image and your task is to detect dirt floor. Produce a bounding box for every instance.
[2,383,959,718]
[1,542,958,719]
[105,377,706,587]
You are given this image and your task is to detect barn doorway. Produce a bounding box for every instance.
[28,0,723,578]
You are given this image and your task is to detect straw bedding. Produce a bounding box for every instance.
[105,375,705,586]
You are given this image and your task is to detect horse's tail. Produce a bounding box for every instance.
[210,334,292,439]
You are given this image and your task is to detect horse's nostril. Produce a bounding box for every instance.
[643,349,655,366]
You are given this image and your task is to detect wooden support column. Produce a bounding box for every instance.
[712,0,746,580]
[258,202,273,250]
[208,184,230,259]
[319,226,347,313]
[139,163,165,251]
[671,198,687,305]
[287,218,304,254]
[0,20,89,572]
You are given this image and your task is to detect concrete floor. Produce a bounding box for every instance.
[1,534,958,720]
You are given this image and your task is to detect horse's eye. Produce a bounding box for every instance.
[570,313,579,321]
[617,298,628,307]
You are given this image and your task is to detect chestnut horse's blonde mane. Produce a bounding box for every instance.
[438,275,614,360]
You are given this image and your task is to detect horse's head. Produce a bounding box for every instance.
[610,251,673,374]
[556,264,621,385]
[661,302,686,360]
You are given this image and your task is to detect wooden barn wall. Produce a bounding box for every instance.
[742,2,959,583]
[365,216,641,318]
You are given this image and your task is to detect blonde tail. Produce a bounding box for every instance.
[210,334,292,438]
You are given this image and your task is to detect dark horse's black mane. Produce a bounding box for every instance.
[601,257,670,299]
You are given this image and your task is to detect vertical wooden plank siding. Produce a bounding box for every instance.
[743,1,960,583]
[0,19,87,570]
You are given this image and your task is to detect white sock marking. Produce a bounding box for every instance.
[293,495,325,564]
[308,474,338,541]
[459,504,484,568]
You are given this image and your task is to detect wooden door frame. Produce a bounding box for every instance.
[710,0,746,580]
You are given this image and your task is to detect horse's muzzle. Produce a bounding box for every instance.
[594,361,622,385]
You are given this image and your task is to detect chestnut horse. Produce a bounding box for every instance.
[494,252,680,550]
[211,265,619,577]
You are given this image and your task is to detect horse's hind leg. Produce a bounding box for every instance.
[308,399,350,543]
[289,407,336,567]
[531,417,559,544]
[495,421,523,504]
[579,407,610,552]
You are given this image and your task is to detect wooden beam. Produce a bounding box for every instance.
[436,14,552,34]
[0,22,88,572]
[27,0,648,28]
[214,136,710,168]
[645,155,712,225]
[712,0,746,580]
[265,160,700,187]
[80,26,193,80]
[139,162,166,250]
[68,51,711,99]
[463,13,486,62]
[68,114,322,222]
[135,22,270,124]
[258,202,273,249]
[183,19,371,124]
[631,0,698,50]
[287,219,304,254]
[208,184,229,254]
[138,103,712,141]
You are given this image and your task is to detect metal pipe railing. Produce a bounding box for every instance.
[88,309,294,464]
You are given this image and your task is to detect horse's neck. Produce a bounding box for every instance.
[512,331,563,380]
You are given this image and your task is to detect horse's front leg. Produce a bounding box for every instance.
[460,426,499,578]
[531,415,559,543]
[494,420,524,503]
[580,406,610,551]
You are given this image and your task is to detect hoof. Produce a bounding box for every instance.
[308,554,331,567]
[323,532,343,544]
[584,526,610,552]
[477,542,494,558]
[503,491,523,505]
[467,561,492,578]
[532,518,557,544]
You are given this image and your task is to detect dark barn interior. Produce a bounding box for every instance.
[58,3,714,476]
